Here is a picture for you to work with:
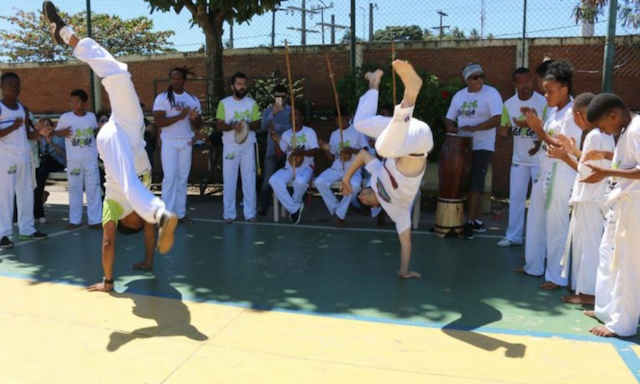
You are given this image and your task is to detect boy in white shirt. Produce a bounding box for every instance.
[153,67,202,224]
[268,104,319,224]
[42,1,177,292]
[55,89,102,229]
[342,61,433,279]
[581,93,640,338]
[316,106,367,227]
[497,68,547,247]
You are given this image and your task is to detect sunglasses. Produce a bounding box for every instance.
[99,118,109,123]
[469,74,485,81]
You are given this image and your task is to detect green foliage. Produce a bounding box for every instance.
[0,9,175,62]
[573,0,640,28]
[249,72,305,111]
[373,25,424,41]
[336,62,463,161]
[144,0,281,25]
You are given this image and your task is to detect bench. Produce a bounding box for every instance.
[273,180,422,229]
[49,171,67,181]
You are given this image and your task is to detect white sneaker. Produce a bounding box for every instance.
[497,237,521,247]
[39,217,49,224]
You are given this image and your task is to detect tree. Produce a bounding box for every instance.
[142,0,281,110]
[372,25,423,41]
[573,0,640,28]
[0,9,174,62]
[340,29,362,45]
[469,28,481,40]
[446,27,466,40]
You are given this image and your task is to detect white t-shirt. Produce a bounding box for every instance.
[366,157,423,234]
[0,101,30,155]
[328,125,367,171]
[609,115,640,199]
[56,111,98,162]
[539,102,583,171]
[571,128,615,204]
[216,96,260,145]
[501,92,548,165]
[446,85,503,151]
[153,90,201,140]
[279,126,319,170]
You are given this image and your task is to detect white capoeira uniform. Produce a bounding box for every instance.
[353,89,433,233]
[153,90,201,219]
[523,102,581,283]
[216,96,260,220]
[501,92,547,244]
[594,115,640,337]
[0,101,37,238]
[73,37,164,224]
[269,126,319,214]
[561,128,614,294]
[315,125,367,219]
[56,111,102,226]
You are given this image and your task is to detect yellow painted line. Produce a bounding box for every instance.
[0,276,635,384]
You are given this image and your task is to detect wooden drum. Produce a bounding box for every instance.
[434,134,472,237]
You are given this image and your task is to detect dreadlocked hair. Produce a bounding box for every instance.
[166,66,198,108]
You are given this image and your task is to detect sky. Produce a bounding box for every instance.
[0,0,633,57]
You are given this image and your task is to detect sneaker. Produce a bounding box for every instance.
[224,218,233,224]
[42,1,67,45]
[156,209,177,254]
[247,217,258,223]
[38,217,49,224]
[88,223,102,229]
[66,223,81,230]
[497,237,521,247]
[19,231,48,241]
[178,216,194,224]
[290,203,304,225]
[463,222,474,240]
[472,220,487,233]
[0,236,14,249]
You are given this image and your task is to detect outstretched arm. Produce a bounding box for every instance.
[342,149,374,194]
[397,229,420,279]
[88,221,116,292]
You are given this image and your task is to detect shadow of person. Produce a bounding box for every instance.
[442,300,526,358]
[107,277,208,352]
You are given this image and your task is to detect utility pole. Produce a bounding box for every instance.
[228,20,234,48]
[350,0,356,68]
[271,6,287,47]
[311,1,333,45]
[369,3,377,42]
[431,10,449,41]
[317,15,349,44]
[481,0,486,39]
[287,0,319,45]
[86,0,97,112]
[602,0,618,92]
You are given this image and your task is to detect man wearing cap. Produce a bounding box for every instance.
[216,72,261,223]
[445,63,503,240]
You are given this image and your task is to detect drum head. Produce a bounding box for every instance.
[235,121,249,144]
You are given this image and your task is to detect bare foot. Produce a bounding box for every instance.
[364,69,383,90]
[583,310,597,319]
[561,293,595,305]
[590,325,617,337]
[131,261,153,270]
[397,271,421,279]
[88,281,114,292]
[335,217,345,228]
[539,281,563,290]
[392,60,422,108]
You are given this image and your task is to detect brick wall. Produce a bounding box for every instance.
[4,37,639,195]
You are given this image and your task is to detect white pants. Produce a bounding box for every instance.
[569,201,605,295]
[505,164,537,244]
[269,166,313,214]
[0,152,35,238]
[67,159,102,225]
[595,196,640,336]
[523,166,547,276]
[353,89,432,156]
[543,163,575,286]
[316,167,362,219]
[76,38,164,223]
[222,142,257,220]
[161,137,192,218]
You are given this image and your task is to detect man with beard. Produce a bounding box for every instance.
[216,73,261,223]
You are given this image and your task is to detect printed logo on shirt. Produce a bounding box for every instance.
[72,127,95,147]
[511,115,536,138]
[376,178,392,204]
[286,134,308,153]
[458,100,478,118]
[233,110,253,122]
[70,168,82,176]
[7,164,17,175]
[138,170,151,188]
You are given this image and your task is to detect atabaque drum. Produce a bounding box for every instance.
[434,133,472,237]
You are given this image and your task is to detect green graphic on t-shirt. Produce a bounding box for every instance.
[338,139,352,152]
[7,165,17,175]
[458,100,478,118]
[287,134,308,152]
[233,110,252,122]
[72,127,95,147]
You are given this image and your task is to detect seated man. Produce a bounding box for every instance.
[268,104,319,224]
[316,106,367,227]
[42,1,177,292]
[342,60,434,278]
